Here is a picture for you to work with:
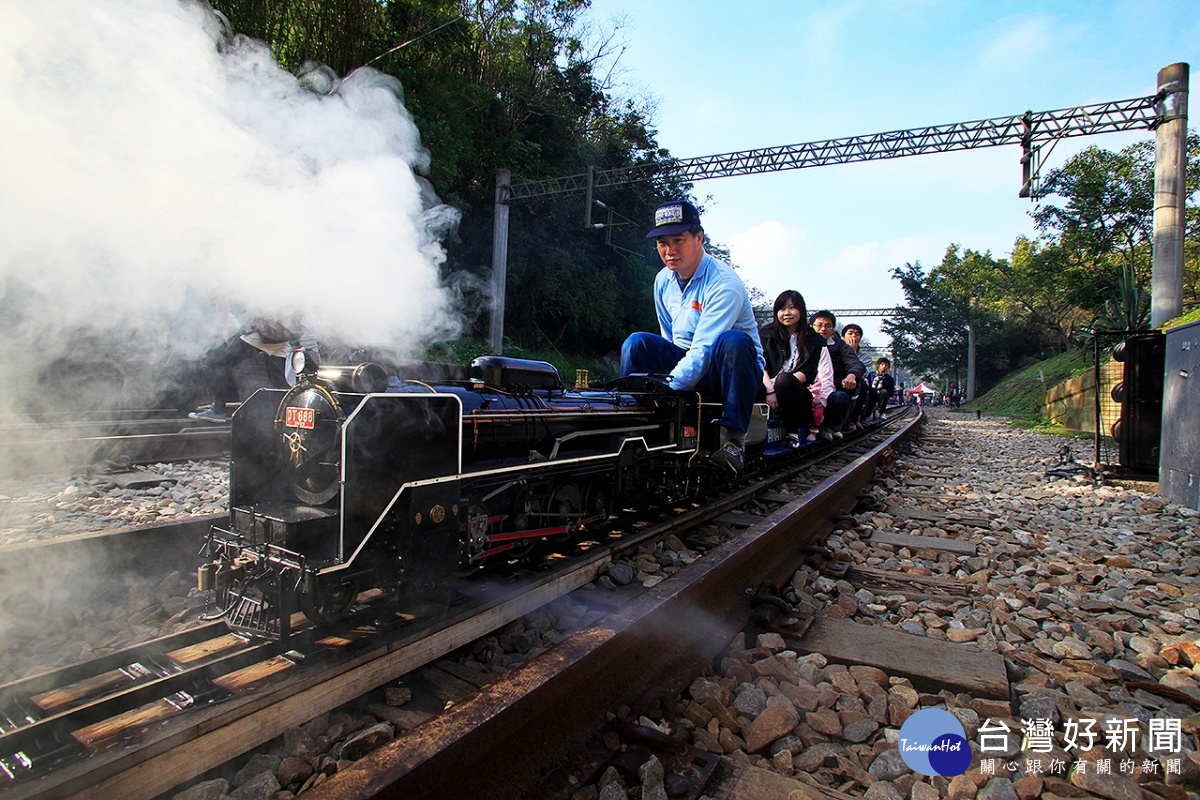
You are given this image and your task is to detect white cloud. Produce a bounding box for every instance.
[726,220,810,299]
[794,1,868,64]
[977,14,1068,75]
[823,236,938,280]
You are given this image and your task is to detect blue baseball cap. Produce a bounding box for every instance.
[646,200,701,238]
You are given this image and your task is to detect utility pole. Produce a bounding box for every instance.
[489,169,510,354]
[1152,63,1189,328]
[966,323,977,402]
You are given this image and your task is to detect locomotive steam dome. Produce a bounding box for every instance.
[274,381,345,505]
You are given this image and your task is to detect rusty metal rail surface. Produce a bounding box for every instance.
[0,517,220,578]
[0,409,919,800]
[0,416,230,478]
[304,409,922,800]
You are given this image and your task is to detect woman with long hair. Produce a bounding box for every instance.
[760,290,832,444]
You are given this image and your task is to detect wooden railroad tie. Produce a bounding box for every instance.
[714,510,764,528]
[848,565,970,598]
[886,504,990,529]
[900,490,964,503]
[790,617,1008,700]
[900,478,944,488]
[866,531,977,557]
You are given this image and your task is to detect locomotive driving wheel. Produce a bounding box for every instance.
[507,493,538,557]
[584,481,611,528]
[550,484,583,542]
[298,577,359,624]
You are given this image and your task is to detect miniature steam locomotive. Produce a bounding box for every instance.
[198,356,789,640]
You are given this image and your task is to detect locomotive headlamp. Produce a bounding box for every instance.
[197,563,215,591]
[290,345,308,378]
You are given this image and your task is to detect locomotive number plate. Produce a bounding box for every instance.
[284,407,316,429]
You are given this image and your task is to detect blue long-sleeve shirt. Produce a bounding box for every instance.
[654,253,765,390]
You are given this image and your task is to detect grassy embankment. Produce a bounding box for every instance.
[967,310,1200,428]
[961,349,1094,431]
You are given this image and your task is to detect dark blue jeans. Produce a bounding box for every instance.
[824,389,852,430]
[773,370,815,434]
[620,330,759,433]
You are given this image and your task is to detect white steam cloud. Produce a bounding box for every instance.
[0,0,461,411]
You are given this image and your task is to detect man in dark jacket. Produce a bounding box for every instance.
[809,310,865,440]
[841,323,874,428]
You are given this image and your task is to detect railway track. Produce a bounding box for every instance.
[0,409,919,800]
[0,411,230,478]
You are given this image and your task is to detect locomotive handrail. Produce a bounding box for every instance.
[545,423,660,460]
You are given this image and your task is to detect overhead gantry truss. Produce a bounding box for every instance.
[507,94,1161,201]
[488,62,1190,411]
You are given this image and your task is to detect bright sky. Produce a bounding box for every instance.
[584,0,1200,350]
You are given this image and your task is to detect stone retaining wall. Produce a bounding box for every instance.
[1042,368,1120,435]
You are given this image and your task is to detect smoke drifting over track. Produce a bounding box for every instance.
[0,0,461,412]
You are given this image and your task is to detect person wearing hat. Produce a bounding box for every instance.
[620,200,764,475]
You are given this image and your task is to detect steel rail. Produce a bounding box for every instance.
[0,517,220,600]
[0,427,230,478]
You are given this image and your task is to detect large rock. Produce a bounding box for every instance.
[277,756,314,789]
[977,777,1019,800]
[867,749,908,781]
[231,753,279,787]
[805,708,843,737]
[744,702,801,753]
[228,771,280,800]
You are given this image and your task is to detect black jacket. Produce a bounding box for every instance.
[825,334,867,386]
[760,324,826,383]
[871,371,896,397]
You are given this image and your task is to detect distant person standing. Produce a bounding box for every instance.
[621,200,764,475]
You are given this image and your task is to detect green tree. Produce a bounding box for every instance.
[1032,135,1200,330]
[992,237,1089,349]
[882,259,970,383]
[212,0,384,75]
[884,247,1041,397]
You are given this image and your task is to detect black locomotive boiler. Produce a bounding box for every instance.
[198,356,787,640]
